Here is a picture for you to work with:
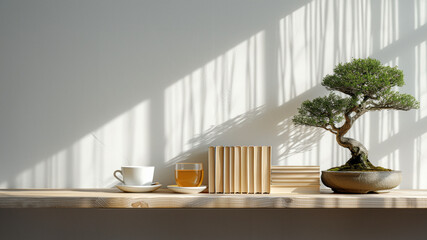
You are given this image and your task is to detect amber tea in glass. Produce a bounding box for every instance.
[175,163,204,187]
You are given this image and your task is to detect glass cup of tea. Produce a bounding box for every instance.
[175,163,204,187]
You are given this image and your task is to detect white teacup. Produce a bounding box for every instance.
[113,166,154,186]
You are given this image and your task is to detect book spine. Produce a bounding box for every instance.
[215,146,224,193]
[270,186,320,194]
[271,179,320,183]
[254,146,262,193]
[224,147,230,194]
[271,173,320,178]
[208,146,215,194]
[230,147,235,193]
[271,170,320,173]
[234,146,241,193]
[271,166,320,170]
[271,182,320,186]
[248,146,254,194]
[241,146,248,193]
[262,146,271,194]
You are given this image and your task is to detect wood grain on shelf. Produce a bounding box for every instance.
[1,189,427,208]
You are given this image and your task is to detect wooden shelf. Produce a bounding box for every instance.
[1,189,427,208]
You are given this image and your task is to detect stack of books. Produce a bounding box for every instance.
[270,166,320,193]
[208,146,271,194]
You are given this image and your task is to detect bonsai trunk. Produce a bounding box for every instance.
[336,135,374,169]
[331,111,376,170]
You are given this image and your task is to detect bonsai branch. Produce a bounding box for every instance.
[367,105,413,111]
[322,126,337,134]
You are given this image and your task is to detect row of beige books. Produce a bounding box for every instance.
[208,146,271,194]
[270,166,320,193]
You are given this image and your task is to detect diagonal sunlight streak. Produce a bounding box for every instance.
[275,0,427,189]
[277,0,375,168]
[415,0,427,29]
[416,41,427,119]
[2,0,426,189]
[1,31,268,188]
[414,37,427,188]
[1,100,151,188]
[164,31,266,164]
[380,0,399,50]
[2,0,318,188]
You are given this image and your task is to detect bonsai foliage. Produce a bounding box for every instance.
[293,58,419,171]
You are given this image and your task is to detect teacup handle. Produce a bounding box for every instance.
[113,170,125,184]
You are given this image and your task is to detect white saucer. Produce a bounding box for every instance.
[167,185,207,194]
[116,183,162,193]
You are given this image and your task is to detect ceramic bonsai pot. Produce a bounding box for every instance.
[321,170,402,193]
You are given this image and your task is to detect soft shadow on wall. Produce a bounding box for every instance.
[0,0,426,188]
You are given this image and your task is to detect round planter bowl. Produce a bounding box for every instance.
[321,170,402,194]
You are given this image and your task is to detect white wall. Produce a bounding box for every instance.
[0,0,426,189]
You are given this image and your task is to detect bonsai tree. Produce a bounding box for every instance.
[292,58,419,171]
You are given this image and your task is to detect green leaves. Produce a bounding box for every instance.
[322,58,404,99]
[367,91,420,111]
[292,93,353,128]
[293,58,420,133]
[292,57,419,169]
